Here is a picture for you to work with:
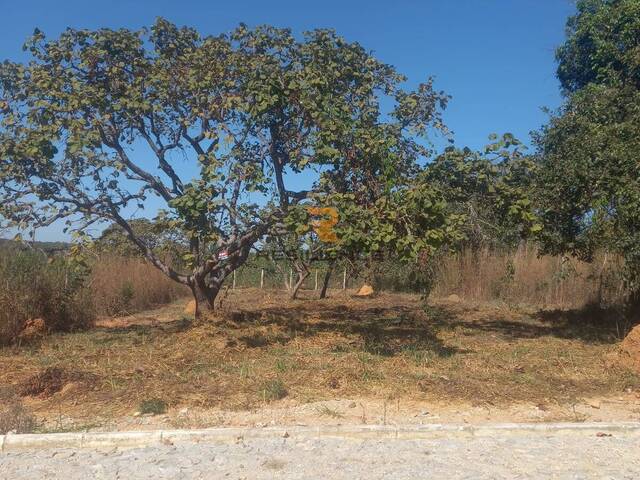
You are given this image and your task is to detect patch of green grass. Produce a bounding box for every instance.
[275,358,289,373]
[138,398,167,415]
[401,344,434,366]
[330,343,353,353]
[356,351,376,365]
[360,369,384,383]
[259,379,288,401]
[238,361,253,379]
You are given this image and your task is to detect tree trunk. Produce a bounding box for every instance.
[319,262,334,299]
[290,268,310,300]
[190,275,219,319]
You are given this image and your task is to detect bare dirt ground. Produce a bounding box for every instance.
[1,288,639,433]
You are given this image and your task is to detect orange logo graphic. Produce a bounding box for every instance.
[307,207,339,243]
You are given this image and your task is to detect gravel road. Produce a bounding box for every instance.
[2,429,639,479]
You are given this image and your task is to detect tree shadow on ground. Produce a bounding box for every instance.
[426,302,633,345]
[536,303,637,343]
[95,317,193,337]
[221,302,466,357]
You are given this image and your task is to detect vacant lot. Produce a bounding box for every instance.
[1,289,638,432]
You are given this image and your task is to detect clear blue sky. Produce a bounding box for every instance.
[0,0,576,241]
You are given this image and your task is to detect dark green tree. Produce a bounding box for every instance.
[424,134,540,250]
[536,0,640,303]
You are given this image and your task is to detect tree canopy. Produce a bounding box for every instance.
[537,0,640,300]
[556,0,640,92]
[424,134,539,250]
[0,19,452,314]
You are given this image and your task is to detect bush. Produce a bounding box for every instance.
[0,247,190,344]
[0,249,94,345]
[259,379,288,401]
[138,398,168,415]
[0,387,36,434]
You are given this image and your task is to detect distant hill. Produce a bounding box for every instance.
[0,237,70,253]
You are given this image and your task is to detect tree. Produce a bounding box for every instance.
[536,0,640,303]
[94,218,187,261]
[0,20,450,316]
[424,134,540,250]
[556,0,640,93]
[313,178,465,291]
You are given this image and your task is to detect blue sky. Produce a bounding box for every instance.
[0,0,575,241]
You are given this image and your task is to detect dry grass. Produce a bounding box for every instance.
[0,386,36,434]
[431,246,625,309]
[1,289,637,425]
[90,255,189,316]
[0,252,189,344]
[0,251,94,345]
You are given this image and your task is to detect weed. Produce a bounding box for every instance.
[275,357,290,373]
[238,361,253,379]
[0,388,36,434]
[402,344,433,366]
[0,401,36,434]
[315,405,344,418]
[259,379,288,401]
[138,398,167,415]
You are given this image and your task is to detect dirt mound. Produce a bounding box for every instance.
[617,325,640,374]
[18,367,95,398]
[184,300,196,315]
[355,284,374,297]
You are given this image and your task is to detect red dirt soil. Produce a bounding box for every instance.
[619,325,640,374]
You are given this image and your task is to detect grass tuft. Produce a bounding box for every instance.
[138,398,168,415]
[259,379,288,401]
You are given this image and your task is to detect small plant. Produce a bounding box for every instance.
[0,388,36,434]
[0,402,36,434]
[259,379,288,401]
[275,357,290,373]
[315,405,344,419]
[138,398,167,415]
[402,344,432,366]
[119,281,135,310]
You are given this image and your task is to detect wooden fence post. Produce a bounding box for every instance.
[342,267,347,290]
[260,268,264,289]
[233,270,236,289]
[314,270,318,290]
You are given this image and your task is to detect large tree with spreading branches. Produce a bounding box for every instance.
[0,19,452,316]
[536,0,640,305]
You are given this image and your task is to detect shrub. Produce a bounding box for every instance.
[0,387,36,434]
[259,379,288,401]
[0,249,94,345]
[138,398,168,415]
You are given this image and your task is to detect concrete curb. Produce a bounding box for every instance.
[2,422,639,452]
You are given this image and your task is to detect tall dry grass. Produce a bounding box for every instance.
[0,250,94,345]
[89,255,189,316]
[0,251,189,344]
[430,246,626,309]
[0,244,630,344]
